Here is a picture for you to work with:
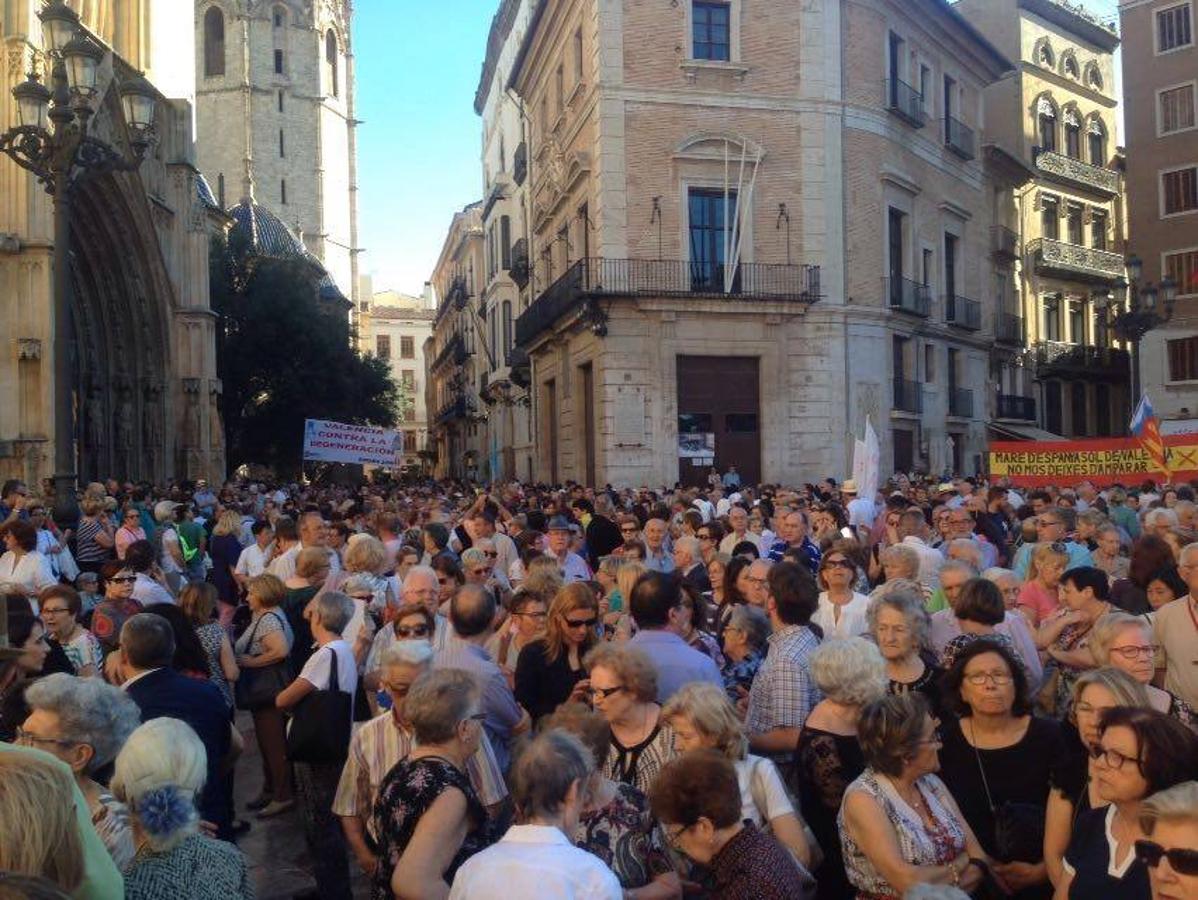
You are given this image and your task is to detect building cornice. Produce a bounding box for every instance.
[1019,0,1121,51]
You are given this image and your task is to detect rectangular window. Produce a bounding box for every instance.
[403,431,417,453]
[1067,205,1084,245]
[280,178,287,205]
[274,49,284,74]
[500,216,512,270]
[1069,300,1086,344]
[555,64,564,115]
[1165,249,1198,296]
[277,90,284,112]
[1065,124,1081,160]
[1044,296,1061,341]
[1042,198,1060,240]
[1163,166,1198,215]
[1168,336,1198,380]
[692,1,731,61]
[944,233,958,299]
[279,129,285,157]
[922,248,933,287]
[502,301,513,355]
[401,370,415,390]
[1091,211,1107,250]
[924,343,935,382]
[689,187,738,291]
[574,27,584,82]
[376,335,391,359]
[404,405,416,423]
[400,336,415,358]
[1160,83,1196,134]
[1158,3,1194,52]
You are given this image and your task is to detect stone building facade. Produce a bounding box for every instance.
[1120,0,1198,424]
[959,0,1131,439]
[426,203,488,481]
[194,0,361,306]
[504,0,1015,487]
[358,284,436,472]
[0,0,227,487]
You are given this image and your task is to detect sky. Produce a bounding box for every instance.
[353,0,1125,298]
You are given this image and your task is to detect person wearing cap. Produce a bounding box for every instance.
[546,516,591,582]
[843,480,877,534]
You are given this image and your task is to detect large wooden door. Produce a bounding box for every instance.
[677,356,761,488]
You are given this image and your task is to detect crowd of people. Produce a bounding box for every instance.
[1,470,1197,900]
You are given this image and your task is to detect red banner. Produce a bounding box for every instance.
[988,435,1198,487]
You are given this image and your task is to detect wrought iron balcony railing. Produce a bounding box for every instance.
[1033,147,1119,196]
[509,238,530,289]
[1030,341,1131,379]
[996,394,1036,421]
[1028,238,1125,284]
[995,313,1025,345]
[949,388,974,418]
[512,142,528,186]
[886,277,932,317]
[886,78,926,128]
[944,115,975,160]
[893,378,924,414]
[945,294,982,330]
[514,257,822,347]
[993,225,1019,259]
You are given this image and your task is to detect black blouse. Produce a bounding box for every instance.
[514,639,586,722]
[793,726,865,900]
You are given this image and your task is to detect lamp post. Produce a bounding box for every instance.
[1098,254,1178,408]
[0,0,157,531]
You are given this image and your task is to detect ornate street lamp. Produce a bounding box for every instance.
[0,4,158,530]
[1096,255,1178,407]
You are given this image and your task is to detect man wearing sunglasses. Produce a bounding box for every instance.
[1011,507,1093,581]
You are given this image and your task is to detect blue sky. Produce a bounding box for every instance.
[354,0,1124,297]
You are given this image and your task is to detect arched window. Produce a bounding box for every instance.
[1088,118,1107,166]
[1085,62,1103,91]
[1037,96,1057,152]
[1063,53,1079,79]
[325,30,338,98]
[1037,40,1054,67]
[1064,107,1082,159]
[203,6,225,77]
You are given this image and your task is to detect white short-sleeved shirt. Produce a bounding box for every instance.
[235,542,271,578]
[299,640,358,697]
[736,754,795,826]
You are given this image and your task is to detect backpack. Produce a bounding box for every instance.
[177,527,200,564]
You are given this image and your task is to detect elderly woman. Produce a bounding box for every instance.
[1057,708,1198,899]
[650,749,814,898]
[665,682,812,868]
[813,545,871,639]
[73,497,116,575]
[277,591,358,900]
[343,534,396,619]
[795,637,887,899]
[19,673,141,870]
[113,718,253,899]
[1136,781,1198,900]
[115,504,147,561]
[1038,567,1113,715]
[867,587,943,713]
[938,579,1027,674]
[543,704,679,898]
[585,642,677,795]
[873,545,931,603]
[937,641,1065,898]
[720,603,769,700]
[450,730,624,898]
[371,668,497,899]
[838,693,994,898]
[983,567,1023,612]
[0,519,57,603]
[1090,612,1195,728]
[1092,525,1129,582]
[233,573,295,819]
[0,749,86,894]
[515,581,599,722]
[38,585,102,678]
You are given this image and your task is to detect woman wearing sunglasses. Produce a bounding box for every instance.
[812,544,871,640]
[514,582,599,722]
[1057,707,1198,900]
[1137,781,1198,900]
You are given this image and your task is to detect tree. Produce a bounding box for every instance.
[211,235,401,475]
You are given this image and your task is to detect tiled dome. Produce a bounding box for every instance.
[226,200,307,260]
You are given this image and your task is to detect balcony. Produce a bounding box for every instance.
[893,378,924,414]
[995,313,1025,346]
[1029,238,1125,285]
[506,347,531,388]
[886,277,932,317]
[886,78,926,128]
[430,332,470,373]
[515,257,822,347]
[447,274,469,309]
[1032,147,1120,197]
[996,394,1037,421]
[512,142,528,186]
[1030,341,1131,381]
[510,238,530,289]
[945,294,982,330]
[949,388,974,418]
[993,226,1019,260]
[434,396,471,426]
[944,115,975,160]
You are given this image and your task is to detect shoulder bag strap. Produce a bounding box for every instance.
[326,643,341,694]
[967,719,997,814]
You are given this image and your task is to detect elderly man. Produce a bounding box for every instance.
[642,517,675,573]
[333,641,509,877]
[897,508,943,590]
[766,509,820,574]
[927,559,974,615]
[929,569,1042,684]
[270,510,341,581]
[626,572,722,701]
[718,506,761,556]
[1011,507,1093,579]
[672,536,711,593]
[1156,543,1198,709]
[363,566,450,693]
[744,558,773,608]
[940,509,998,570]
[545,515,591,581]
[1145,507,1180,540]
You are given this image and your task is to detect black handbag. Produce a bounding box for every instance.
[970,724,1046,864]
[285,644,353,764]
[234,612,292,711]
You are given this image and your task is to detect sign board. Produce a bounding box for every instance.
[988,435,1198,487]
[1162,419,1198,437]
[679,432,716,460]
[302,419,402,467]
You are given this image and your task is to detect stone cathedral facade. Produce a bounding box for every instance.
[194,0,361,308]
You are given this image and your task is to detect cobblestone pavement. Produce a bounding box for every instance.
[232,712,371,900]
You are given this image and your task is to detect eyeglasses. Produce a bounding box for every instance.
[822,558,853,570]
[395,624,430,638]
[483,551,498,558]
[383,681,413,697]
[663,822,695,849]
[588,685,624,700]
[1089,744,1144,771]
[1037,518,1063,529]
[515,610,547,620]
[1109,644,1159,661]
[15,728,77,750]
[1135,840,1198,876]
[620,526,637,534]
[918,727,943,745]
[110,576,137,584]
[964,671,1013,686]
[564,616,597,630]
[40,606,71,616]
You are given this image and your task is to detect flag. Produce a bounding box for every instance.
[1129,394,1170,479]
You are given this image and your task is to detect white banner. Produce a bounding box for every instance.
[302,419,401,467]
[861,417,880,502]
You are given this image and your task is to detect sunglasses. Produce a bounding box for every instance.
[564,616,597,629]
[395,624,430,638]
[1135,840,1198,876]
[588,685,624,700]
[822,559,852,569]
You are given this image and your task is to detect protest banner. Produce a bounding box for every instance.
[988,435,1198,487]
[302,419,402,467]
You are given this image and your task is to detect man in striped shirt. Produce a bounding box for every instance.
[333,641,509,877]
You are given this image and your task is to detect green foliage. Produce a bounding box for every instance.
[211,236,401,475]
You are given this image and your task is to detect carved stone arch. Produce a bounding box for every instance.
[672,132,767,164]
[1083,61,1104,91]
[1060,48,1080,79]
[1033,37,1055,68]
[1086,113,1107,137]
[1033,93,1058,119]
[1061,103,1082,128]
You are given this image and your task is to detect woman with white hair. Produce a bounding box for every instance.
[1136,781,1198,900]
[867,588,944,717]
[982,567,1023,613]
[341,534,396,619]
[872,545,932,604]
[1089,612,1196,729]
[113,717,252,899]
[795,637,889,900]
[19,672,141,870]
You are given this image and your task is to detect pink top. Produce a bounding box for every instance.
[1017,581,1059,625]
[115,525,146,560]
